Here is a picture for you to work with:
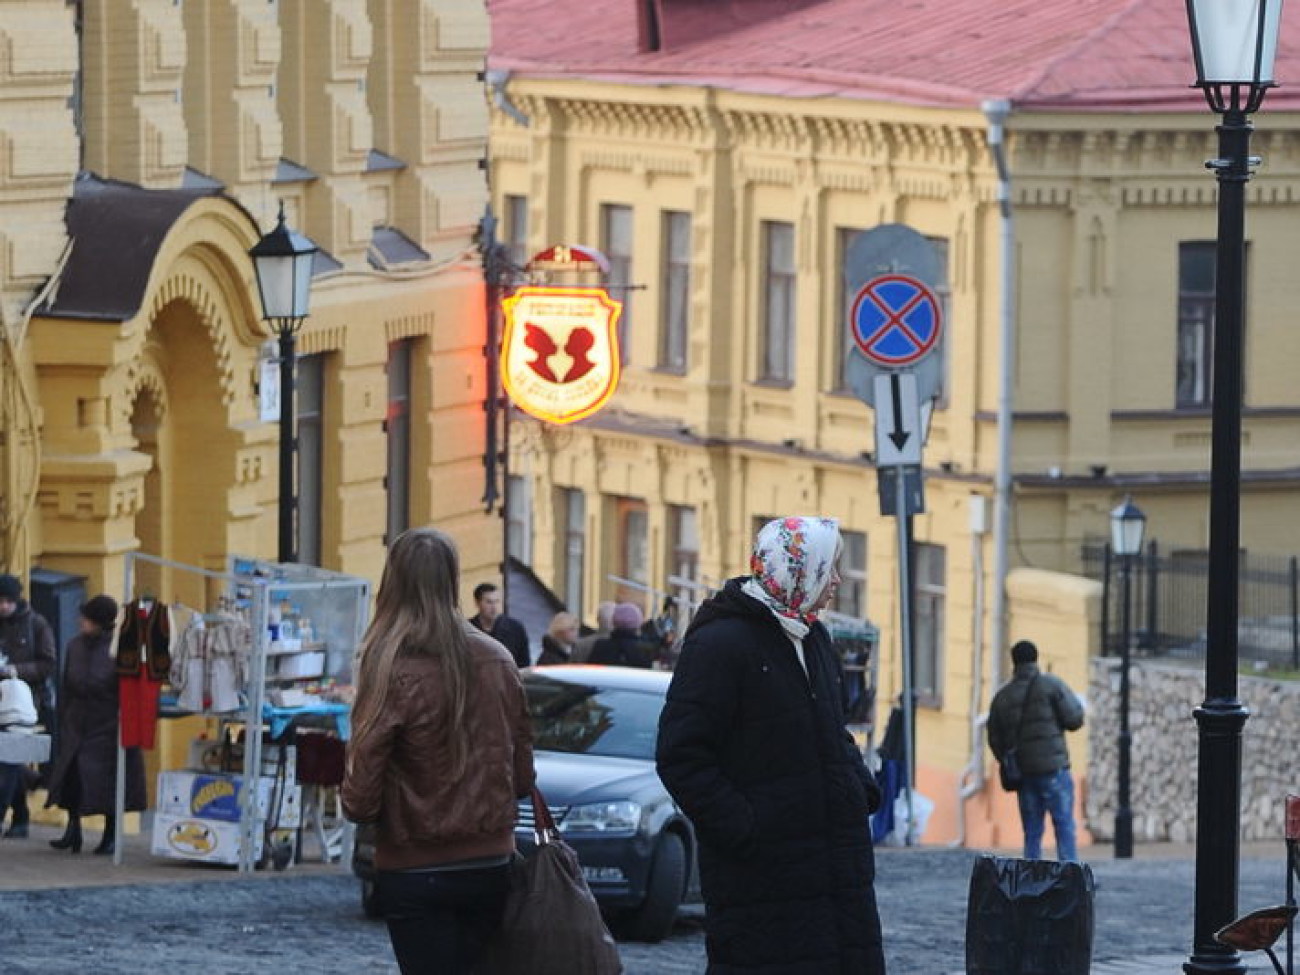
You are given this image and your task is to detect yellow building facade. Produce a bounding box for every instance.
[0,0,502,612]
[488,57,1300,844]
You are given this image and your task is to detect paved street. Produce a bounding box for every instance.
[0,824,1288,973]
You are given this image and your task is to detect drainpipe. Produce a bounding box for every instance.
[983,98,1015,692]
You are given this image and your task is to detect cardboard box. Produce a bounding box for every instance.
[156,770,301,828]
[151,813,265,865]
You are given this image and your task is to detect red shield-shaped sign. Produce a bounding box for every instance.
[500,286,623,425]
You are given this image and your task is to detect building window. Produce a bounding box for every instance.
[1177,241,1217,408]
[507,474,532,564]
[385,340,412,545]
[760,221,796,383]
[926,236,951,408]
[667,504,699,607]
[913,542,946,707]
[505,194,529,273]
[834,530,868,618]
[615,497,649,611]
[834,226,866,391]
[296,354,325,566]
[602,204,634,363]
[659,211,691,373]
[560,488,586,615]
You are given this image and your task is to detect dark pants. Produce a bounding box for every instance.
[377,864,511,975]
[0,762,27,828]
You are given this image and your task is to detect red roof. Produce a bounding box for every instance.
[488,0,1300,113]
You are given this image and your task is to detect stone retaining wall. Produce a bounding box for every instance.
[1086,657,1300,843]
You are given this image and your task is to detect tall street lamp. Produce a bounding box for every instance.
[1183,1,1283,971]
[1110,495,1145,860]
[250,203,318,565]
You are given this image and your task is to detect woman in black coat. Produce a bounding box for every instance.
[46,596,146,854]
[656,517,885,974]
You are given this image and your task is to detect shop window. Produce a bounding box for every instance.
[560,488,586,615]
[507,474,532,565]
[834,530,868,618]
[296,354,325,566]
[505,194,529,273]
[385,340,412,545]
[602,204,634,363]
[659,211,691,373]
[760,221,795,383]
[913,542,946,708]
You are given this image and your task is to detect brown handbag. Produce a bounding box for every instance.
[474,787,623,975]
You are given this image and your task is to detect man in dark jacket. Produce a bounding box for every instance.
[657,516,885,974]
[0,572,57,839]
[588,602,655,668]
[987,639,1086,861]
[468,582,531,668]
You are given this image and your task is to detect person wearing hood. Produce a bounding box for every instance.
[588,602,655,669]
[656,517,885,974]
[0,572,56,839]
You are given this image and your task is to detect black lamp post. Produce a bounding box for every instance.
[1110,495,1145,860]
[1183,1,1283,971]
[250,203,318,565]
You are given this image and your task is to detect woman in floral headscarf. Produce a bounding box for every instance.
[657,517,885,974]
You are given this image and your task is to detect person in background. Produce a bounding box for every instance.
[656,516,886,974]
[987,639,1085,862]
[0,572,56,839]
[468,582,530,669]
[588,603,655,669]
[572,601,615,663]
[45,596,146,855]
[342,529,535,975]
[537,611,579,666]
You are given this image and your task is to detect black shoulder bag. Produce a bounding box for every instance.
[998,674,1039,793]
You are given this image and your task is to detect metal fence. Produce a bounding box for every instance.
[1081,540,1300,672]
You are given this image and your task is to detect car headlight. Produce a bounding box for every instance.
[561,800,642,833]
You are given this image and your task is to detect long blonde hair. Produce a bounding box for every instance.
[351,528,473,776]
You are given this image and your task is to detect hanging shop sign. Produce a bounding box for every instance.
[526,243,610,274]
[500,285,623,424]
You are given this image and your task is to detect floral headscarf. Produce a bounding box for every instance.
[741,516,841,640]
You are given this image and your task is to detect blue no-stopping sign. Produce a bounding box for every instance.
[851,273,943,367]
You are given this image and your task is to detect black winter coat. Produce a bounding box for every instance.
[588,628,654,669]
[656,579,885,974]
[46,631,145,816]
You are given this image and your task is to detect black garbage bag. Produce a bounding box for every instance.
[965,855,1094,975]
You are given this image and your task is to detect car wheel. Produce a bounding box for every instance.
[360,878,382,919]
[621,832,686,943]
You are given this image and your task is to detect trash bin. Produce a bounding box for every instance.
[965,855,1095,975]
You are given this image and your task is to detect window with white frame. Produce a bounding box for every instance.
[504,194,529,273]
[560,488,586,615]
[506,474,532,564]
[602,204,634,363]
[659,211,691,373]
[834,530,868,618]
[1177,241,1218,408]
[834,226,866,392]
[913,542,946,707]
[760,221,795,383]
[296,355,326,566]
[385,340,412,545]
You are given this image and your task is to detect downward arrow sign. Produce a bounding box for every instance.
[889,374,910,452]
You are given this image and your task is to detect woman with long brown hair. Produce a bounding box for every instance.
[342,528,535,974]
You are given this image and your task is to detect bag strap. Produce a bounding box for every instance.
[1012,673,1040,747]
[530,786,559,846]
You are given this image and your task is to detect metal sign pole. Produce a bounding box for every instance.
[894,466,917,844]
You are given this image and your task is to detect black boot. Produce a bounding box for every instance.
[93,814,115,855]
[49,816,82,853]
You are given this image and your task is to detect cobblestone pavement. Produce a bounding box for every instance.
[0,830,1288,973]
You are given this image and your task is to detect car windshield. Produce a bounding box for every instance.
[524,676,664,761]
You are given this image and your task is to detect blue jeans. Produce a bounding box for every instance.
[1016,767,1077,861]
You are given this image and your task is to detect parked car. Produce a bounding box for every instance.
[351,665,699,942]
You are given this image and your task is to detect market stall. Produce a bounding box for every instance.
[111,552,367,873]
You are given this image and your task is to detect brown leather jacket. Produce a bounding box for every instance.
[341,629,535,871]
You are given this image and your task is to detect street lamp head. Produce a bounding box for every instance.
[1110,495,1147,557]
[1185,0,1284,113]
[250,202,318,326]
